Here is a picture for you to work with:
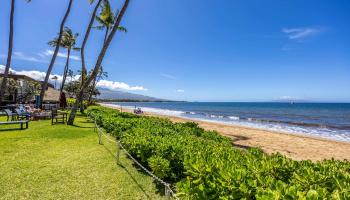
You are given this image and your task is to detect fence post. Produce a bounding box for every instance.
[98,129,102,145]
[93,117,97,133]
[165,184,170,200]
[116,141,120,165]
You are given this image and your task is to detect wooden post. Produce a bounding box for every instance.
[116,141,120,165]
[165,184,170,200]
[98,129,102,145]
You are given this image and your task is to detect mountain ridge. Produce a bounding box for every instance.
[96,88,170,102]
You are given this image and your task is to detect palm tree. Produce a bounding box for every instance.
[80,0,104,92]
[0,0,31,104]
[68,0,130,125]
[51,76,58,89]
[86,0,126,104]
[77,0,104,113]
[88,66,108,103]
[94,0,127,45]
[48,27,80,94]
[39,0,73,108]
[68,69,74,82]
[95,0,127,43]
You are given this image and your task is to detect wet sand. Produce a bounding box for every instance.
[101,104,350,161]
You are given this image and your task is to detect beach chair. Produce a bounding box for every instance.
[15,109,30,120]
[4,109,18,121]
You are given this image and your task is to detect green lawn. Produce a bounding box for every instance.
[0,115,163,200]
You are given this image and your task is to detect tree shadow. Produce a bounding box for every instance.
[70,124,95,129]
[101,144,153,200]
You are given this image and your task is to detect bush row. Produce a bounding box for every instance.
[87,106,350,199]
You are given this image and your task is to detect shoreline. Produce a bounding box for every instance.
[100,103,350,161]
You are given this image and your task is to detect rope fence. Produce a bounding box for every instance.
[87,113,179,200]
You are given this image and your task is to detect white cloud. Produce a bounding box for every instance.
[0,64,65,83]
[1,65,146,92]
[277,96,302,101]
[43,50,80,61]
[176,89,184,93]
[282,27,320,40]
[97,80,148,91]
[160,73,176,80]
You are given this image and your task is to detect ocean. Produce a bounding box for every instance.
[104,102,350,142]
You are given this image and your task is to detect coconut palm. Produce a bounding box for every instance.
[0,0,31,104]
[95,0,127,44]
[88,66,108,103]
[48,27,80,94]
[80,0,104,87]
[68,0,130,125]
[86,0,126,104]
[39,0,73,108]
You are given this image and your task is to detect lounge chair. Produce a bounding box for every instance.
[15,109,30,120]
[3,109,18,121]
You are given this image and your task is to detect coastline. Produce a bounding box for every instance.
[100,103,350,161]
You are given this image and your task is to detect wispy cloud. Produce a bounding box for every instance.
[282,27,320,40]
[96,80,148,91]
[176,89,184,93]
[43,50,80,61]
[0,65,146,92]
[276,95,303,101]
[0,52,48,63]
[160,73,176,80]
[0,49,80,64]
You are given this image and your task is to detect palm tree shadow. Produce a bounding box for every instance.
[101,144,153,200]
[71,124,95,128]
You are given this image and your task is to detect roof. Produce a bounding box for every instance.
[43,87,60,102]
[0,73,55,88]
[0,73,38,82]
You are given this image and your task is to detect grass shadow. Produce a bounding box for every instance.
[100,143,153,200]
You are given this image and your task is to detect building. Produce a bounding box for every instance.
[0,73,59,105]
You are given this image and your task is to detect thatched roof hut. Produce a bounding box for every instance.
[43,87,60,102]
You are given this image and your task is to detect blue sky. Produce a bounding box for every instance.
[0,0,349,102]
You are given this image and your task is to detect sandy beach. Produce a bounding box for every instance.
[101,103,350,161]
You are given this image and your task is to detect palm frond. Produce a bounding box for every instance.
[117,26,127,33]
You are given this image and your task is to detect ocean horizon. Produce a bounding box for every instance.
[103,102,350,142]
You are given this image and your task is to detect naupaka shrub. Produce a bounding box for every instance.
[87,106,350,199]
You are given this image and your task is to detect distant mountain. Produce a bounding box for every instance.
[97,88,168,102]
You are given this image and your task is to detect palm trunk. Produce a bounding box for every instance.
[60,48,71,93]
[103,27,109,45]
[87,27,108,104]
[80,0,103,91]
[0,0,15,105]
[39,0,73,108]
[68,0,130,125]
[88,77,98,103]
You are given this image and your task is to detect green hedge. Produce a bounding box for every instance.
[87,106,350,199]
